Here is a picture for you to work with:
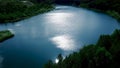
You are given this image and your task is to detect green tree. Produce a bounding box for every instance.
[97,35,112,50]
[57,54,63,68]
[44,60,54,68]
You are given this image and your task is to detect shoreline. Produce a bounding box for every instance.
[0,5,54,23]
[0,0,54,23]
[0,30,14,42]
[79,4,120,23]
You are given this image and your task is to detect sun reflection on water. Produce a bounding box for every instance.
[50,35,77,51]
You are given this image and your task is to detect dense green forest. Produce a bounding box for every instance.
[0,0,54,23]
[44,29,120,68]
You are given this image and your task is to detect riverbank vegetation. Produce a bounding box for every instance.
[44,29,120,68]
[79,0,120,22]
[0,0,54,23]
[0,30,14,42]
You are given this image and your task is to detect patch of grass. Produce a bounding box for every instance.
[0,30,14,42]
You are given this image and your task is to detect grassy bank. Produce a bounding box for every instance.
[44,29,120,68]
[0,30,14,42]
[0,0,54,23]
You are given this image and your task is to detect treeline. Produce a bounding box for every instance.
[0,0,54,23]
[79,0,120,22]
[28,0,54,4]
[44,29,120,68]
[53,0,80,5]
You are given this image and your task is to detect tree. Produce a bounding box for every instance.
[57,54,63,68]
[44,60,54,68]
[97,35,112,50]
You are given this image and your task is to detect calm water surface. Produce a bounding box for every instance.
[0,5,120,68]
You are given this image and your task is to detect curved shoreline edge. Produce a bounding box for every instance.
[0,0,54,23]
[0,30,14,43]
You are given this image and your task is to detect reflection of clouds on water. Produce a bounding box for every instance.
[44,12,75,36]
[0,56,3,68]
[50,35,77,51]
[46,12,73,26]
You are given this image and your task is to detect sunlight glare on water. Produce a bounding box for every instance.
[50,35,77,51]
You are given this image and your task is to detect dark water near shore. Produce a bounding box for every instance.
[0,5,120,68]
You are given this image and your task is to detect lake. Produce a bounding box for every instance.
[0,5,120,68]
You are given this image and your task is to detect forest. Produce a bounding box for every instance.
[0,0,54,23]
[44,29,120,68]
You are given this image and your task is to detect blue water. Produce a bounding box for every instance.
[0,5,120,68]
